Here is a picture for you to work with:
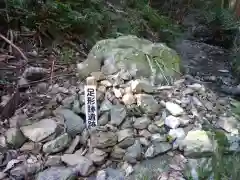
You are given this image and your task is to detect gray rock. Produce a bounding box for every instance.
[117,129,134,142]
[139,137,150,146]
[62,95,75,108]
[10,162,42,179]
[61,154,95,176]
[131,79,154,93]
[43,133,71,153]
[118,137,135,149]
[124,140,142,164]
[90,130,117,148]
[77,55,101,78]
[133,116,151,129]
[151,134,166,142]
[148,124,160,133]
[5,128,26,148]
[111,146,126,159]
[0,135,6,148]
[139,129,152,139]
[145,142,172,158]
[105,168,125,180]
[72,100,81,114]
[20,142,42,153]
[100,99,113,112]
[120,117,133,129]
[20,119,57,142]
[135,94,160,115]
[99,112,109,126]
[88,148,108,165]
[217,116,239,134]
[57,109,85,136]
[165,115,181,129]
[110,104,127,126]
[168,128,186,141]
[179,130,214,157]
[65,135,80,154]
[165,102,184,116]
[45,155,62,167]
[80,129,89,146]
[36,166,76,180]
[122,93,136,105]
[96,170,107,180]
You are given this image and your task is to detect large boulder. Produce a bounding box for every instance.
[77,35,181,85]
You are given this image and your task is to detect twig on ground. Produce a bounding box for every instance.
[9,30,13,54]
[0,33,28,61]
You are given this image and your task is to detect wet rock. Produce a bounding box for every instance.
[5,128,26,148]
[110,104,127,126]
[36,166,76,180]
[43,133,71,153]
[165,115,181,129]
[45,155,62,167]
[166,102,184,116]
[124,140,142,164]
[131,79,154,93]
[90,130,117,148]
[133,116,151,129]
[88,148,108,165]
[135,94,160,115]
[179,130,213,157]
[61,154,95,176]
[20,119,57,142]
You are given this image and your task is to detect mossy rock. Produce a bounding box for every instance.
[88,35,181,85]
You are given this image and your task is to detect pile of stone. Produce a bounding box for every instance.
[0,36,239,180]
[0,73,239,180]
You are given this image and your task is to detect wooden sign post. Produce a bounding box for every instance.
[85,76,98,129]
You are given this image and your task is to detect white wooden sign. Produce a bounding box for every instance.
[84,85,98,129]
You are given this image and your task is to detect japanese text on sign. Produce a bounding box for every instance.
[84,85,98,128]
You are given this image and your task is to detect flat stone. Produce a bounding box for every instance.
[165,115,181,129]
[135,94,160,115]
[179,130,214,157]
[99,112,109,126]
[43,133,71,154]
[5,128,26,148]
[151,134,166,142]
[122,93,136,105]
[20,119,57,142]
[36,166,76,180]
[65,135,80,154]
[88,148,108,165]
[134,116,151,129]
[110,104,127,126]
[56,109,85,136]
[124,140,142,164]
[90,130,117,148]
[217,116,239,134]
[166,102,184,116]
[145,142,172,158]
[117,129,134,142]
[45,155,62,167]
[61,154,95,176]
[111,146,126,159]
[131,79,154,93]
[100,99,113,112]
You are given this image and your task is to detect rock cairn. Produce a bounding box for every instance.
[0,71,239,180]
